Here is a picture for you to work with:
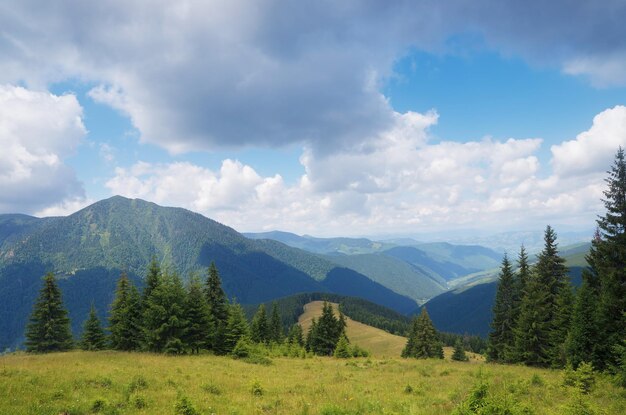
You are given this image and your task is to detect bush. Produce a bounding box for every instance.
[251,380,264,396]
[130,394,147,409]
[564,362,595,394]
[174,395,199,415]
[243,355,273,365]
[232,338,253,359]
[351,344,370,358]
[201,382,222,395]
[91,398,107,412]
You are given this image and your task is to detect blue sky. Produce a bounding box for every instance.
[1,1,626,238]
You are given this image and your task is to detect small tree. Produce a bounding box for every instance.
[452,339,469,362]
[80,303,107,351]
[205,262,229,352]
[402,307,443,359]
[184,275,214,354]
[487,254,517,363]
[287,324,304,346]
[307,302,345,356]
[25,272,74,353]
[334,335,351,358]
[143,256,161,303]
[223,301,250,354]
[269,302,283,343]
[250,304,269,344]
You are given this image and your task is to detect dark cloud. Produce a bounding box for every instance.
[0,0,624,155]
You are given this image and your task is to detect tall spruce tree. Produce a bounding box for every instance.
[307,302,345,356]
[567,269,599,369]
[592,147,626,370]
[109,272,142,351]
[205,262,229,352]
[143,271,188,354]
[184,275,213,354]
[269,302,283,343]
[143,257,161,303]
[250,304,270,344]
[549,279,574,368]
[488,254,517,362]
[402,307,443,359]
[25,272,74,353]
[287,324,304,346]
[80,303,107,351]
[223,301,249,354]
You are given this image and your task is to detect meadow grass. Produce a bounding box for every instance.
[1,350,625,414]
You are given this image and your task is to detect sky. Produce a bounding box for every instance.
[1,0,626,238]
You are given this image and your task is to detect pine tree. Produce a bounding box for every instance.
[184,275,213,354]
[205,262,229,352]
[223,301,250,354]
[287,324,304,346]
[549,280,574,368]
[25,272,74,353]
[143,271,188,354]
[517,245,531,291]
[402,307,443,359]
[487,254,517,362]
[269,302,283,343]
[143,256,161,303]
[592,148,626,370]
[305,318,318,351]
[334,335,351,358]
[452,339,469,361]
[512,269,551,366]
[80,303,107,351]
[307,302,345,356]
[567,270,599,369]
[250,304,269,344]
[109,272,142,351]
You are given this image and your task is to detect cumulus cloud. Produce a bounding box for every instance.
[551,106,626,176]
[101,107,610,235]
[0,85,87,214]
[1,1,625,156]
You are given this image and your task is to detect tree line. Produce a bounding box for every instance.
[24,261,361,358]
[488,148,626,379]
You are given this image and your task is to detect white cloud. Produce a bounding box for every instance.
[0,85,87,213]
[551,105,626,176]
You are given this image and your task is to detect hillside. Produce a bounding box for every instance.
[299,301,407,357]
[244,231,394,254]
[0,197,415,350]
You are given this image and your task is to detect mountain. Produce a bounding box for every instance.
[244,231,393,255]
[322,253,447,304]
[0,196,415,350]
[423,242,591,337]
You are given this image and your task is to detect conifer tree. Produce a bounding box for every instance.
[25,272,74,353]
[143,271,188,354]
[109,272,142,351]
[402,307,443,359]
[334,335,351,358]
[205,262,229,352]
[549,280,574,367]
[223,301,249,354]
[591,147,626,369]
[488,254,517,362]
[567,270,599,369]
[452,339,469,361]
[287,324,304,346]
[269,302,283,343]
[307,302,345,356]
[250,304,269,343]
[305,318,318,351]
[517,245,531,291]
[184,275,213,354]
[512,269,551,366]
[143,257,161,303]
[80,303,107,351]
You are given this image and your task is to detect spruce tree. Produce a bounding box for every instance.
[223,301,249,354]
[269,302,283,343]
[109,272,142,351]
[517,245,531,291]
[567,270,599,369]
[592,147,626,369]
[143,257,161,303]
[250,304,269,344]
[143,271,188,354]
[184,275,213,354]
[305,318,318,351]
[512,269,551,366]
[25,272,74,353]
[334,335,351,358]
[487,254,517,362]
[287,324,304,346]
[452,339,469,361]
[80,303,107,351]
[549,280,574,368]
[402,307,443,359]
[307,302,345,356]
[205,262,229,352]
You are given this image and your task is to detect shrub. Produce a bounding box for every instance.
[404,384,414,394]
[91,398,107,412]
[174,395,199,415]
[232,338,253,359]
[130,394,147,409]
[201,382,222,395]
[251,380,264,396]
[564,362,595,394]
[243,355,273,365]
[128,375,148,393]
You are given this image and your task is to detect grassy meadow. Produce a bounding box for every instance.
[1,350,625,414]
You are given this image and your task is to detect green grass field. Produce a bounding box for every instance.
[1,351,625,414]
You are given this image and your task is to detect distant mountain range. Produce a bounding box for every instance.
[0,197,416,350]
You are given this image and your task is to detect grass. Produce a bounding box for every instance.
[1,351,625,414]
